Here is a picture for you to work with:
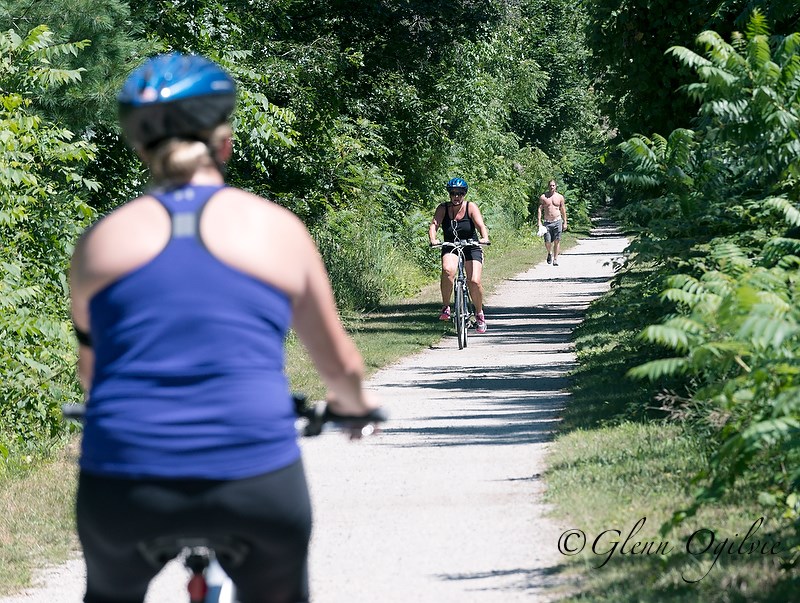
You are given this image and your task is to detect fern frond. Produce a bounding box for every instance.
[776,33,800,65]
[683,82,710,102]
[747,36,773,71]
[696,30,731,56]
[765,108,799,130]
[699,271,736,297]
[697,65,739,87]
[619,136,658,169]
[666,129,695,167]
[639,324,693,352]
[747,270,790,301]
[667,45,711,70]
[705,99,749,122]
[765,197,800,226]
[627,357,689,381]
[776,254,800,269]
[744,9,770,40]
[664,316,706,335]
[711,242,752,275]
[611,172,662,188]
[738,315,799,348]
[762,238,800,265]
[690,341,748,364]
[665,273,706,294]
[651,133,668,159]
[18,25,53,51]
[661,288,703,307]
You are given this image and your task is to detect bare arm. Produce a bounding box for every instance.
[468,203,490,243]
[429,205,444,244]
[69,235,94,393]
[537,196,544,226]
[560,196,568,230]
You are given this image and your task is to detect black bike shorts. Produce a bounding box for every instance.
[77,459,312,603]
[441,245,484,262]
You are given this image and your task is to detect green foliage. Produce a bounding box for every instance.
[125,0,604,304]
[631,239,800,541]
[586,0,800,139]
[612,14,800,546]
[133,0,602,241]
[0,26,95,448]
[312,211,427,311]
[0,0,150,127]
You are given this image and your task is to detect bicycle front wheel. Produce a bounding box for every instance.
[455,283,468,349]
[203,558,239,603]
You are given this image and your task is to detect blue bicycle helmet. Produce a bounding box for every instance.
[118,53,236,149]
[446,177,468,192]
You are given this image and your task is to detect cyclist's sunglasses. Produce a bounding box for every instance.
[448,189,467,196]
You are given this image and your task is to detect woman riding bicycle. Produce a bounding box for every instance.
[69,53,379,603]
[428,177,490,334]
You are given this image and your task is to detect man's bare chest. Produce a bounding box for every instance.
[542,195,562,209]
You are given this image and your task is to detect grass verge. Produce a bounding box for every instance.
[544,252,799,602]
[0,444,79,593]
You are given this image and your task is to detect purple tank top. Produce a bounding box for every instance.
[80,185,300,479]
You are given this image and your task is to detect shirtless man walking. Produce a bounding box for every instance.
[537,179,568,266]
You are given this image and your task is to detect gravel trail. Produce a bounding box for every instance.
[0,218,628,602]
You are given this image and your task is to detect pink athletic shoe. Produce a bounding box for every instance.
[476,312,487,334]
[438,306,451,321]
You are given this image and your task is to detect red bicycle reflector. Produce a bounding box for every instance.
[187,574,208,602]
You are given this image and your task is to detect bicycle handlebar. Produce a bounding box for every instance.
[62,395,388,438]
[293,394,388,437]
[430,240,490,248]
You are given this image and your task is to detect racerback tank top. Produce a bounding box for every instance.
[441,202,477,242]
[80,184,300,479]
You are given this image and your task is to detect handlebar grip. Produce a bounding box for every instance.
[297,401,388,437]
[323,406,389,424]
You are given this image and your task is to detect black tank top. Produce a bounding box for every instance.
[441,202,476,242]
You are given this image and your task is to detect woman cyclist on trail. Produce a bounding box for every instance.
[428,177,490,333]
[69,53,380,603]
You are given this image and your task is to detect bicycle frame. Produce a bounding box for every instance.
[435,241,483,350]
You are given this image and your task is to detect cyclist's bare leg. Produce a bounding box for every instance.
[465,260,484,315]
[440,254,458,307]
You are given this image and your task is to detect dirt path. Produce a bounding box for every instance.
[0,217,628,602]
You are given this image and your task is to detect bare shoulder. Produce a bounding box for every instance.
[73,196,168,264]
[202,188,318,297]
[208,187,308,235]
[71,195,170,294]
